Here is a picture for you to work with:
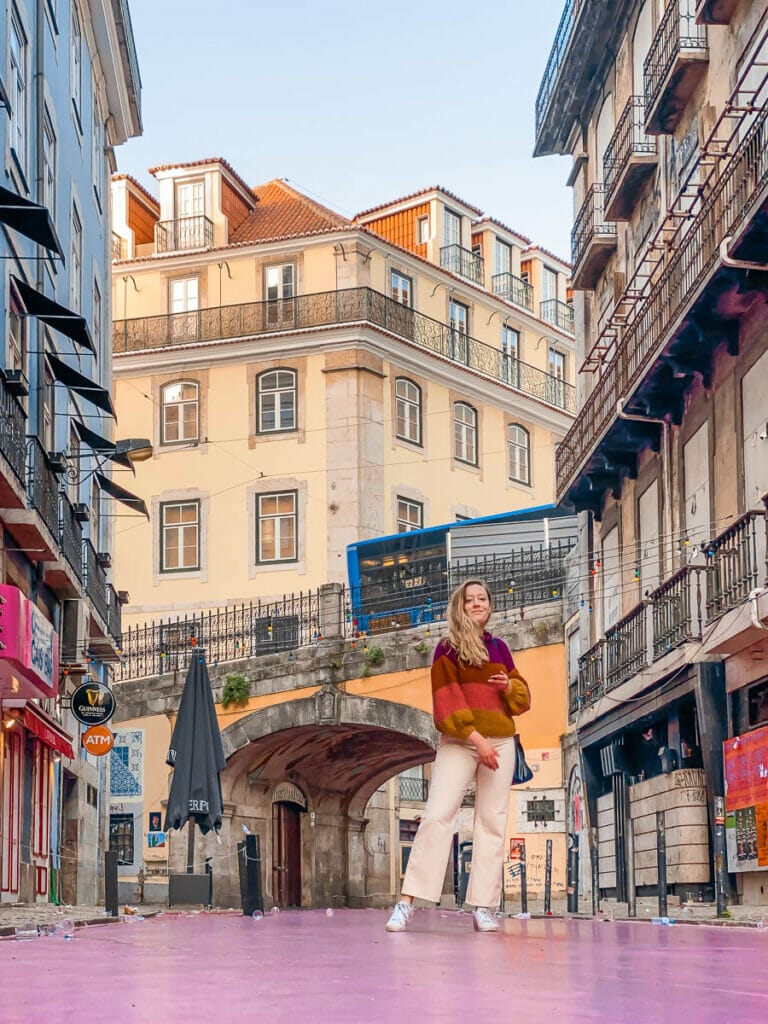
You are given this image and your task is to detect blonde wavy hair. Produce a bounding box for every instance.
[445,579,492,667]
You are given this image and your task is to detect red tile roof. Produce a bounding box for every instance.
[473,216,531,246]
[111,173,160,210]
[230,179,349,243]
[147,157,255,203]
[523,243,571,270]
[354,186,483,220]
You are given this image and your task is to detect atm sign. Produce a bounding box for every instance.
[82,725,115,756]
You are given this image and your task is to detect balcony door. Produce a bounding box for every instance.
[174,181,205,248]
[637,480,660,596]
[449,299,469,364]
[600,526,621,634]
[742,351,768,580]
[443,208,461,247]
[683,424,711,554]
[169,277,199,342]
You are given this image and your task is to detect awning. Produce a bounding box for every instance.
[95,471,149,519]
[12,275,94,353]
[23,704,75,759]
[0,186,64,257]
[73,420,134,471]
[46,353,116,418]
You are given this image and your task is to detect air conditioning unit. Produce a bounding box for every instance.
[47,452,68,474]
[2,368,29,397]
[73,503,90,523]
[60,598,86,666]
[96,552,112,569]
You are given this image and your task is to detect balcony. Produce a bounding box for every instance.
[605,602,647,691]
[540,298,575,333]
[492,272,533,311]
[439,244,484,286]
[604,97,658,221]
[155,215,213,253]
[706,510,767,620]
[114,287,576,414]
[644,1,708,135]
[111,232,127,260]
[106,584,123,649]
[650,566,703,660]
[0,374,27,507]
[398,776,429,802]
[83,538,109,625]
[577,639,605,708]
[571,185,617,290]
[695,0,740,24]
[44,493,85,599]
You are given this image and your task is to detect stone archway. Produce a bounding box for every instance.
[214,684,437,909]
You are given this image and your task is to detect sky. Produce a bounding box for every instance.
[118,0,573,259]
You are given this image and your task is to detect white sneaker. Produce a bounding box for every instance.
[385,901,414,932]
[473,907,500,932]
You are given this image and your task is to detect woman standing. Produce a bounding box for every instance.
[385,579,531,933]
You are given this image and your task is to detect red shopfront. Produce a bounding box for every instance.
[1,585,72,902]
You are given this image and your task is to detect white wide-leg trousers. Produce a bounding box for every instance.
[401,734,517,908]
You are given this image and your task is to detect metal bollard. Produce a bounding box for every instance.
[566,832,579,914]
[519,841,528,915]
[238,833,264,916]
[544,838,553,915]
[591,827,600,917]
[657,810,668,918]
[714,796,728,917]
[626,818,637,919]
[105,850,119,918]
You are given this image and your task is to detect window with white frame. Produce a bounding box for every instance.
[257,369,297,433]
[9,8,28,170]
[265,263,295,300]
[416,216,429,245]
[542,266,558,302]
[169,277,199,313]
[395,378,421,445]
[161,381,199,444]
[495,238,511,276]
[70,205,82,311]
[91,478,101,551]
[42,111,56,216]
[547,347,566,407]
[92,89,103,207]
[501,325,520,385]
[42,364,55,453]
[71,3,83,126]
[390,270,412,307]
[7,285,26,375]
[160,500,200,572]
[443,208,461,247]
[93,279,101,358]
[449,299,469,363]
[453,402,478,466]
[508,424,531,484]
[175,180,204,218]
[397,496,423,533]
[257,491,297,563]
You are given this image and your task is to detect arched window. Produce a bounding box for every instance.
[395,378,422,445]
[161,380,199,444]
[508,424,530,484]
[454,402,478,466]
[258,369,297,433]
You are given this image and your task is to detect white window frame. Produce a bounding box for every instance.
[397,496,423,533]
[542,266,558,303]
[42,364,56,453]
[547,347,566,406]
[453,402,478,466]
[416,216,429,245]
[502,325,520,386]
[70,204,82,311]
[161,380,200,445]
[257,491,298,563]
[169,276,199,313]
[495,238,511,276]
[390,269,413,307]
[9,8,28,172]
[443,208,461,247]
[7,283,27,375]
[395,377,421,445]
[92,86,103,209]
[42,110,57,216]
[508,423,531,484]
[70,3,83,128]
[92,278,101,358]
[257,369,297,433]
[160,500,200,572]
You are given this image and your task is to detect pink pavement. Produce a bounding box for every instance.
[3,909,768,1023]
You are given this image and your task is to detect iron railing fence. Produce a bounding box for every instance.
[399,777,429,802]
[650,565,702,660]
[113,286,576,413]
[83,538,109,625]
[570,184,616,275]
[439,244,484,285]
[59,493,84,580]
[605,602,647,692]
[0,377,27,486]
[576,639,606,710]
[535,0,581,135]
[106,584,123,648]
[27,437,60,540]
[557,93,768,498]
[706,510,768,620]
[155,215,213,253]
[491,272,534,311]
[604,96,657,203]
[644,0,708,125]
[540,298,575,334]
[112,233,127,260]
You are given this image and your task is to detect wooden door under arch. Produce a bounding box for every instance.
[272,801,302,907]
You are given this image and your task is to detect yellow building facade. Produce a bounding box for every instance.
[109,161,576,626]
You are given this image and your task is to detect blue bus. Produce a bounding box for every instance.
[346,505,576,634]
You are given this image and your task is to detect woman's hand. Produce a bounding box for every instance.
[488,672,509,693]
[468,731,500,770]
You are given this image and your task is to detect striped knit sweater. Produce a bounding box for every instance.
[431,632,531,739]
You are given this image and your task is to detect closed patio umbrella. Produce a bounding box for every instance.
[165,652,226,838]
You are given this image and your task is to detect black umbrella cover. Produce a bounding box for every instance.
[164,653,227,835]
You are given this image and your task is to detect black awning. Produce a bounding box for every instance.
[12,275,94,353]
[46,353,115,418]
[0,186,64,257]
[72,420,134,471]
[95,472,149,519]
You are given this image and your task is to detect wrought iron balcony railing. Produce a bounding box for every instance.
[556,97,768,502]
[0,375,27,487]
[540,298,575,334]
[27,437,60,540]
[439,244,484,286]
[644,0,708,134]
[398,776,429,802]
[603,96,658,221]
[155,215,214,253]
[605,602,647,691]
[574,639,605,715]
[535,0,581,136]
[571,184,617,290]
[114,287,576,413]
[650,565,702,660]
[106,584,123,648]
[83,538,109,624]
[491,272,534,311]
[59,493,84,581]
[706,510,768,620]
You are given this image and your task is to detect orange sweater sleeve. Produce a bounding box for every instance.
[431,641,476,740]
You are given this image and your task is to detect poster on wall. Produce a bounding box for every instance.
[723,724,768,872]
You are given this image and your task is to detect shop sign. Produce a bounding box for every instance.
[272,782,307,809]
[723,724,768,872]
[82,725,115,756]
[71,681,116,726]
[0,585,59,699]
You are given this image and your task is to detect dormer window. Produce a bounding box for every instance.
[416,216,429,245]
[175,180,204,218]
[443,208,461,247]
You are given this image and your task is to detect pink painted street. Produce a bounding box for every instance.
[4,911,768,1024]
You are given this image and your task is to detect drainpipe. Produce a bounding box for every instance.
[616,400,673,573]
[34,0,46,431]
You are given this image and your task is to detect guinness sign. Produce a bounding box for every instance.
[71,681,116,726]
